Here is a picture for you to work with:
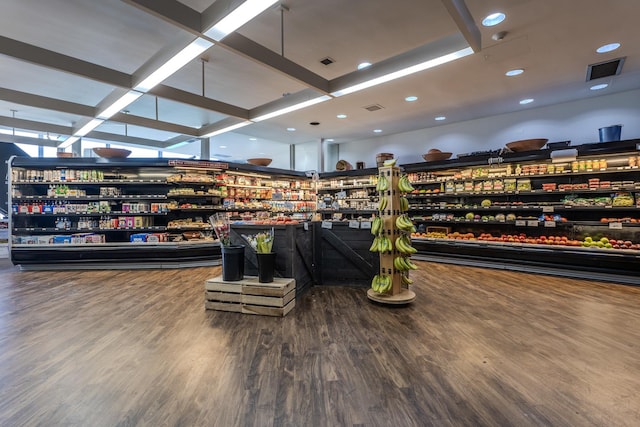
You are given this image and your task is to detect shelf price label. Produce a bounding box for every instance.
[515,220,527,227]
[360,221,372,229]
[544,221,556,228]
[321,221,333,229]
[348,220,360,229]
[609,222,623,230]
[527,220,539,227]
[542,206,554,213]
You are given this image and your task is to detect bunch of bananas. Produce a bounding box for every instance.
[399,196,409,212]
[370,216,383,235]
[370,235,393,252]
[401,273,413,285]
[395,234,417,254]
[395,214,416,233]
[393,256,418,271]
[383,158,397,167]
[371,274,392,293]
[376,174,389,192]
[397,174,414,193]
[378,196,388,211]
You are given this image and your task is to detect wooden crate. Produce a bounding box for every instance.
[205,275,296,317]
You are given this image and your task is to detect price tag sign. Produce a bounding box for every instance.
[360,221,372,229]
[515,220,527,227]
[321,221,333,229]
[609,222,623,230]
[542,206,554,213]
[348,220,360,229]
[544,221,556,228]
[303,222,309,231]
[527,220,539,227]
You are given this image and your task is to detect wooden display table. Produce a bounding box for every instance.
[205,276,296,317]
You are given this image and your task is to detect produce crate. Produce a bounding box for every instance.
[426,226,450,234]
[205,276,296,317]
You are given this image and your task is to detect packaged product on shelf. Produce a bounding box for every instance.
[516,178,531,191]
[612,192,635,207]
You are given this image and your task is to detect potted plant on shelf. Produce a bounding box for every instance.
[242,228,276,283]
[209,213,244,281]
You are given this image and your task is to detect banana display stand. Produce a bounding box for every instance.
[367,164,417,305]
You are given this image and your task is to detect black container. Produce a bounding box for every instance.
[257,252,276,283]
[221,245,245,281]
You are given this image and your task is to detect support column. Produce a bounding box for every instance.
[318,138,325,172]
[71,139,82,157]
[289,144,295,170]
[201,137,211,160]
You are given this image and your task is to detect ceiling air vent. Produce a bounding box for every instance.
[586,57,625,81]
[320,57,335,66]
[364,104,384,112]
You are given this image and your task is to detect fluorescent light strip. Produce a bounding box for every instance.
[252,96,331,122]
[76,118,104,137]
[134,38,213,92]
[166,141,192,149]
[58,136,80,149]
[204,0,279,41]
[97,90,143,119]
[331,47,474,97]
[201,121,252,138]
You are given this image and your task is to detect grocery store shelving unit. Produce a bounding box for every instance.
[316,168,379,220]
[401,139,640,285]
[8,157,313,270]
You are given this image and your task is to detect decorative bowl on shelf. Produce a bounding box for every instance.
[93,147,132,158]
[335,159,353,171]
[423,149,452,162]
[505,138,548,152]
[247,158,272,166]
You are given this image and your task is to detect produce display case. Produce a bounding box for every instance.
[400,139,640,284]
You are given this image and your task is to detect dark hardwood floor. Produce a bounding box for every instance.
[0,258,639,426]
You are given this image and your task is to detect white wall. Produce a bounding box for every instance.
[294,140,318,172]
[338,89,640,166]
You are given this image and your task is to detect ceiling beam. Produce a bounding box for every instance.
[0,87,95,117]
[148,85,249,119]
[217,33,330,94]
[0,35,131,88]
[0,134,60,147]
[122,0,202,34]
[85,130,168,148]
[441,0,482,52]
[0,116,72,136]
[110,112,200,136]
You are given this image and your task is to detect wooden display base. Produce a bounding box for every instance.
[367,288,416,305]
[205,275,296,317]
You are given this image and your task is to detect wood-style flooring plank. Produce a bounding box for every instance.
[0,258,639,426]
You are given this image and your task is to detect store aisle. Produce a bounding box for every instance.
[0,262,639,426]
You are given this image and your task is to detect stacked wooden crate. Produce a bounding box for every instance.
[204,276,296,317]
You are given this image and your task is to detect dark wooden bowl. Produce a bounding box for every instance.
[247,158,272,166]
[505,138,548,152]
[93,147,132,158]
[423,151,452,162]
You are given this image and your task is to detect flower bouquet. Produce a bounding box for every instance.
[209,213,231,246]
[242,228,275,253]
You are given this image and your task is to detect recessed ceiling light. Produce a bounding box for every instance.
[405,96,418,102]
[435,116,446,121]
[357,62,372,70]
[373,129,382,133]
[590,83,609,90]
[287,127,296,131]
[249,137,257,141]
[505,68,524,76]
[219,145,227,148]
[336,114,347,119]
[519,98,534,105]
[596,43,621,54]
[325,138,335,142]
[482,12,506,27]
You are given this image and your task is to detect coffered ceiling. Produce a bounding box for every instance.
[0,0,639,159]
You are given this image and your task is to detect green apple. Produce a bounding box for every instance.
[584,236,593,243]
[600,237,609,244]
